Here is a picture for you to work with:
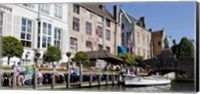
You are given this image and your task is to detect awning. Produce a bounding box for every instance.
[118,46,127,54]
[86,50,124,64]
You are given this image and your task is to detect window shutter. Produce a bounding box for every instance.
[4,13,12,36]
[14,15,21,39]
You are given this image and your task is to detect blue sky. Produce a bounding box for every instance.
[106,2,196,47]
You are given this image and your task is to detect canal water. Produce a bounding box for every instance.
[57,81,195,93]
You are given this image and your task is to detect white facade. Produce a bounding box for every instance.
[0,4,69,66]
[119,7,151,59]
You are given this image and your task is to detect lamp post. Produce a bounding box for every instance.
[25,52,30,66]
[35,51,41,67]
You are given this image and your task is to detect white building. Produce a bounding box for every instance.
[0,4,69,66]
[119,7,151,59]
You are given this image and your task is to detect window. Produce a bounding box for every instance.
[22,4,34,8]
[137,32,140,45]
[127,32,131,44]
[122,33,125,46]
[98,44,103,51]
[106,19,111,27]
[85,10,92,19]
[0,11,3,35]
[20,18,32,48]
[97,26,103,38]
[86,41,92,51]
[97,16,103,23]
[73,4,80,14]
[121,23,124,30]
[143,49,145,58]
[143,34,145,46]
[40,4,50,14]
[147,36,149,47]
[106,46,110,53]
[138,48,140,56]
[73,17,79,31]
[70,37,77,53]
[86,22,92,35]
[54,4,62,19]
[106,29,110,41]
[42,22,52,48]
[54,28,61,48]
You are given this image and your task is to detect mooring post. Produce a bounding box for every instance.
[51,69,55,89]
[89,72,93,87]
[33,67,38,89]
[67,62,70,88]
[79,63,83,87]
[112,73,115,85]
[12,69,16,89]
[98,73,101,86]
[106,73,109,85]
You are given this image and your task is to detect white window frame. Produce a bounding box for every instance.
[40,4,50,14]
[42,22,52,48]
[86,22,92,35]
[20,17,33,48]
[54,27,61,48]
[98,26,103,38]
[86,41,92,51]
[106,29,110,41]
[70,37,78,54]
[54,4,62,19]
[73,17,79,31]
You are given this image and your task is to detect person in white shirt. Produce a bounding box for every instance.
[15,62,26,86]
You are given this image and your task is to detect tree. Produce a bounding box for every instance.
[117,53,140,65]
[73,51,89,66]
[135,56,144,66]
[2,36,24,65]
[43,46,61,67]
[171,37,194,58]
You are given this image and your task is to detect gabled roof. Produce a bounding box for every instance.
[119,7,138,24]
[126,13,137,23]
[78,3,116,22]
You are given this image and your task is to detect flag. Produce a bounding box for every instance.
[96,27,99,35]
[97,37,99,42]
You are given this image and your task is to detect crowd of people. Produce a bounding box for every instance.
[1,62,152,87]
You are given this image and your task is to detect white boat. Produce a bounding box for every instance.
[124,75,171,86]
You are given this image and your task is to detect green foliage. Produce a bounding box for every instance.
[66,52,72,57]
[73,51,89,66]
[117,53,143,65]
[2,36,24,65]
[171,37,194,58]
[43,46,61,63]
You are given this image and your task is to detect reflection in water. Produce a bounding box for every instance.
[57,82,195,93]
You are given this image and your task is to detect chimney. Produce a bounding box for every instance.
[140,16,146,28]
[113,5,118,22]
[99,3,106,12]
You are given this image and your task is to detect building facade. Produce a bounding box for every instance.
[119,7,151,59]
[0,4,69,66]
[68,3,121,57]
[151,29,166,56]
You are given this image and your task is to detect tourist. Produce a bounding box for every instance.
[16,62,26,86]
[24,66,34,85]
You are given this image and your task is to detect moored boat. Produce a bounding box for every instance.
[124,75,171,86]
